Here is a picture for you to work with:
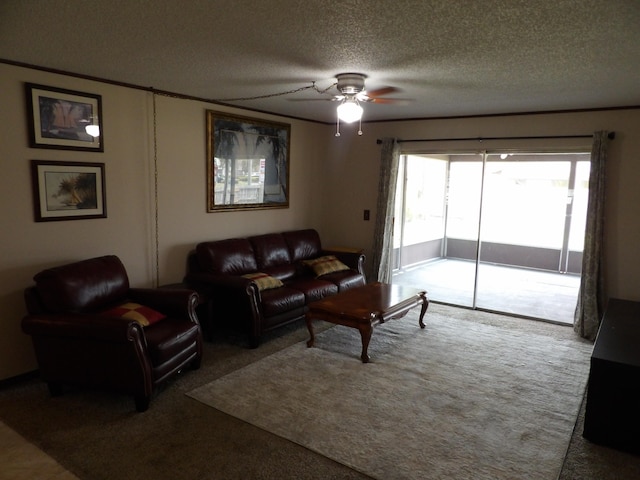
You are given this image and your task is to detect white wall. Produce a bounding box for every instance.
[0,63,326,379]
[321,110,640,302]
[153,94,328,284]
[3,60,640,380]
[0,64,157,378]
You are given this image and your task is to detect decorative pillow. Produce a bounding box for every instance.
[103,302,166,327]
[242,272,284,291]
[304,255,350,277]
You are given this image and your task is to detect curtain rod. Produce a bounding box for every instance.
[376,132,616,144]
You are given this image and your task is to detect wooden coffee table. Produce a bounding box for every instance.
[306,282,429,363]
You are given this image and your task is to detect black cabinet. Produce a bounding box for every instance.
[583,298,640,452]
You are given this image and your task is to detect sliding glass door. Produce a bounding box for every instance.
[392,154,482,308]
[392,151,589,324]
[475,154,589,321]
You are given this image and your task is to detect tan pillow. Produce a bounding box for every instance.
[304,255,350,277]
[242,272,284,291]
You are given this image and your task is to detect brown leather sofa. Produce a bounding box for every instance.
[22,255,203,412]
[185,228,366,347]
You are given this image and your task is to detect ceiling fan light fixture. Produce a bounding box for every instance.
[336,99,363,123]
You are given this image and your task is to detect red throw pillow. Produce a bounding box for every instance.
[103,302,166,326]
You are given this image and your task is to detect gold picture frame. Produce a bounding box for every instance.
[206,110,290,212]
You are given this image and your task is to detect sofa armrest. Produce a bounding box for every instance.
[22,313,145,343]
[184,271,262,327]
[21,312,153,405]
[187,273,260,305]
[129,288,199,323]
[185,272,256,294]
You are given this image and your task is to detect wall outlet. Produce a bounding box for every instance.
[363,209,370,221]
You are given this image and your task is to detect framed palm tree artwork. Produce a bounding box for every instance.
[30,160,107,222]
[206,110,290,212]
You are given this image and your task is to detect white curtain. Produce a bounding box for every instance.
[574,131,611,340]
[371,138,400,283]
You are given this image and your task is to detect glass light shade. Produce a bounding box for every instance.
[85,124,100,137]
[337,101,363,123]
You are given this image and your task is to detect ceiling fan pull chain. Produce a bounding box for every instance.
[335,115,341,137]
[358,117,363,136]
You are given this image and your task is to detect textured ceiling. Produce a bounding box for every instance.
[1,0,639,123]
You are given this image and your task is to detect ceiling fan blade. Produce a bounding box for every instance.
[368,97,411,105]
[365,86,400,98]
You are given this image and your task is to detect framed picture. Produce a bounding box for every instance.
[26,83,104,151]
[30,160,107,222]
[206,110,290,212]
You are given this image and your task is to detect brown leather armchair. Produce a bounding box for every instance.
[22,255,203,412]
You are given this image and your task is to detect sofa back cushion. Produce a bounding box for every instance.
[250,233,292,269]
[34,255,130,313]
[196,238,258,275]
[283,229,322,262]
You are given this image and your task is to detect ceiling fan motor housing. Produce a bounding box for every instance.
[336,73,367,95]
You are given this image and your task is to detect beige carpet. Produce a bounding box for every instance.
[187,306,593,479]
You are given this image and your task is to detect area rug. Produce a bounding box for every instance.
[187,305,593,480]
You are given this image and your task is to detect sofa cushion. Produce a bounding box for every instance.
[250,233,292,270]
[241,272,284,291]
[33,255,129,313]
[261,264,297,281]
[260,287,306,317]
[304,255,350,277]
[283,229,322,262]
[322,270,366,291]
[103,302,166,326]
[288,278,338,303]
[196,238,258,275]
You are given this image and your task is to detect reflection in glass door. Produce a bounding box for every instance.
[441,156,484,306]
[392,152,589,324]
[392,154,482,308]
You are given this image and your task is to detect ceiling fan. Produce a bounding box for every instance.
[301,73,406,136]
[332,73,403,105]
[216,72,405,136]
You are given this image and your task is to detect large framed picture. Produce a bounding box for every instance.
[26,83,104,151]
[206,110,290,212]
[30,160,107,222]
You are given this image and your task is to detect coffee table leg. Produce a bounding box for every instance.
[358,324,373,363]
[306,314,315,348]
[418,293,429,329]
